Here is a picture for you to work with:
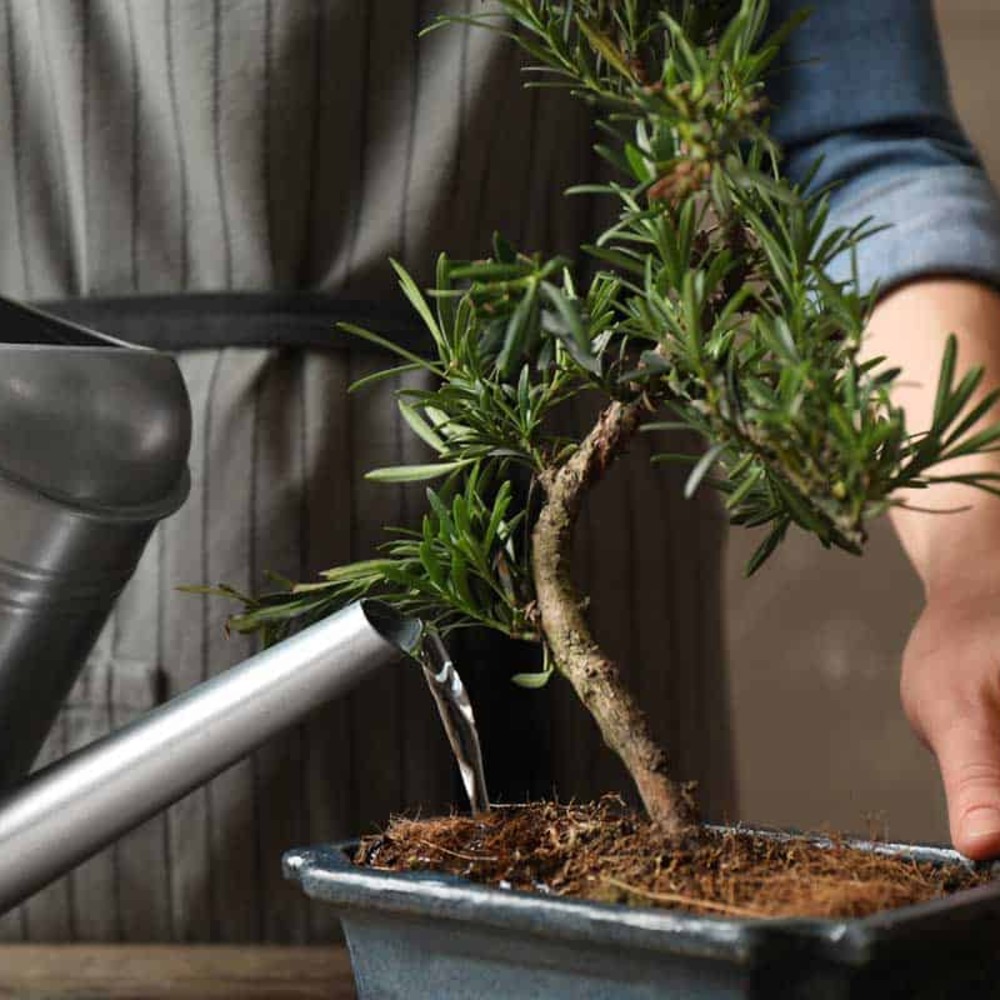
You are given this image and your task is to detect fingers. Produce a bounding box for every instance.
[931,720,1000,860]
[899,602,1000,860]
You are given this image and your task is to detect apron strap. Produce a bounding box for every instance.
[38,292,429,354]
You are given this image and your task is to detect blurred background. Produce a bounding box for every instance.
[726,0,1000,844]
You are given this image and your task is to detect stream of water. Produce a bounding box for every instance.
[418,632,491,815]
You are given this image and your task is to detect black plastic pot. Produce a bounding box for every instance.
[284,831,1000,999]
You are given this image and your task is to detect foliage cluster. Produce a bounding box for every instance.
[216,0,1000,669]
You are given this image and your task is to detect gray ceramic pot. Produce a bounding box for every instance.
[285,832,1000,1000]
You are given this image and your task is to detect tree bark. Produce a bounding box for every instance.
[530,399,696,832]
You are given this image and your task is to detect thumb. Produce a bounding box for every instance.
[932,720,1000,860]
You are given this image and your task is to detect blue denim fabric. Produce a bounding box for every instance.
[767,0,1000,295]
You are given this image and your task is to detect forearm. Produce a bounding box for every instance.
[867,279,1000,598]
[868,278,1000,858]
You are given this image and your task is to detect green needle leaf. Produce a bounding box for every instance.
[684,442,727,499]
[511,666,555,689]
[365,459,473,483]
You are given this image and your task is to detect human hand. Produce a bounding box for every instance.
[862,278,1000,859]
[901,586,1000,860]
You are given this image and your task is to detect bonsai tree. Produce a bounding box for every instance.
[214,0,1000,835]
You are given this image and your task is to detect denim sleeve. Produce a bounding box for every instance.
[766,0,1000,295]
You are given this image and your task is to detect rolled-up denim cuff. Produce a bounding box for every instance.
[824,164,1000,297]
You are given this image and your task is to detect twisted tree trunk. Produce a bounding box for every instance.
[530,399,696,833]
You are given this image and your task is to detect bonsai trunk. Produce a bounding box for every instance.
[531,399,696,833]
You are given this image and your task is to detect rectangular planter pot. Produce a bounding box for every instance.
[284,832,1000,999]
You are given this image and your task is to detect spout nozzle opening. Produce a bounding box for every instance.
[359,599,422,658]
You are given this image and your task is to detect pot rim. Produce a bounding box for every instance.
[284,827,1000,968]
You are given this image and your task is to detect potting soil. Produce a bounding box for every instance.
[356,797,991,919]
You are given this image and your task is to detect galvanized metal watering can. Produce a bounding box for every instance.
[0,299,423,913]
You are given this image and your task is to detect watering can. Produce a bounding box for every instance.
[0,298,423,913]
[0,295,191,790]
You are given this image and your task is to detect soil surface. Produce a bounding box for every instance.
[356,797,993,919]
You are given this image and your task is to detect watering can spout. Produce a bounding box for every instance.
[0,599,422,914]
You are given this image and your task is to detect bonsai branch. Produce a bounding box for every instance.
[531,399,696,833]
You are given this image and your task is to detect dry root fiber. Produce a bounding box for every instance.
[356,797,991,920]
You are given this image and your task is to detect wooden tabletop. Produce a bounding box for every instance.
[0,945,357,999]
